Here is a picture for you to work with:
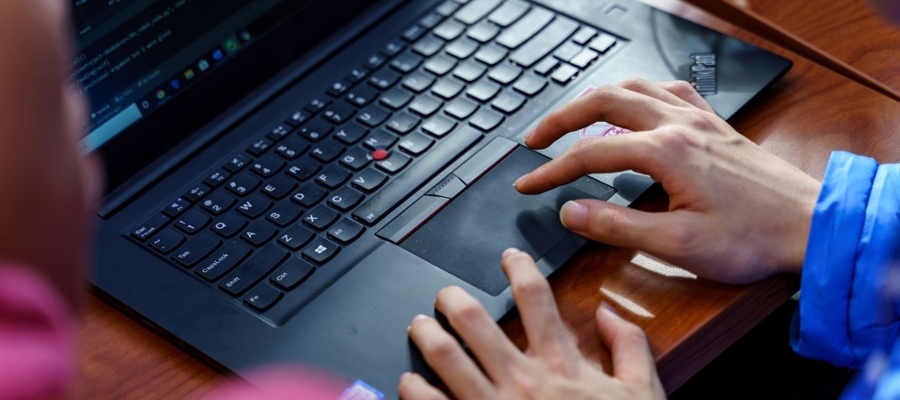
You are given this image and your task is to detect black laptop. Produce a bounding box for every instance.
[75,0,790,397]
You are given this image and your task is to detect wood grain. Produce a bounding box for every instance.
[76,1,900,398]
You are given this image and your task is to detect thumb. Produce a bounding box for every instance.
[559,199,686,259]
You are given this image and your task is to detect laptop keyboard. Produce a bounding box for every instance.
[127,0,621,318]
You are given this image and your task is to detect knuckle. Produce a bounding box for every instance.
[666,80,696,97]
[665,222,699,256]
[512,275,552,300]
[423,336,459,364]
[451,299,486,326]
[619,77,650,91]
[589,206,629,240]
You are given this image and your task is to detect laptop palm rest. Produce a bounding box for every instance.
[378,138,616,296]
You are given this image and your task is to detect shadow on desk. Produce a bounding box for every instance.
[670,300,854,400]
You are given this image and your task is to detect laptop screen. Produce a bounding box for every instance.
[72,0,292,152]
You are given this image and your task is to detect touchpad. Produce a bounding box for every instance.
[400,147,615,295]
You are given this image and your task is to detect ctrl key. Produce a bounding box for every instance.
[270,258,315,290]
[244,283,283,312]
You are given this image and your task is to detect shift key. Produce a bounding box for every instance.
[219,245,289,296]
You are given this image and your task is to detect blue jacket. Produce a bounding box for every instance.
[790,151,900,399]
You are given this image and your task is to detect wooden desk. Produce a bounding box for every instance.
[75,1,900,398]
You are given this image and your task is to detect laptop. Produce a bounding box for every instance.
[76,0,791,397]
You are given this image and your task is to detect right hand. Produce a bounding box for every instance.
[514,78,821,284]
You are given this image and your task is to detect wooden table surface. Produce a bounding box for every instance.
[75,1,900,398]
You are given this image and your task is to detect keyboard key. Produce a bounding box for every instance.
[433,19,466,41]
[467,21,500,43]
[570,49,599,69]
[402,24,428,42]
[246,138,273,156]
[445,97,479,119]
[431,77,465,99]
[310,140,345,163]
[474,44,508,66]
[424,55,458,76]
[380,88,414,110]
[363,54,387,70]
[445,38,479,59]
[487,0,530,27]
[409,95,443,117]
[326,81,350,98]
[382,41,406,57]
[285,110,312,127]
[224,154,252,172]
[334,122,368,145]
[534,57,559,76]
[202,192,236,215]
[419,12,444,29]
[316,165,352,189]
[352,168,388,192]
[470,108,505,131]
[513,74,547,96]
[226,173,261,196]
[163,198,189,217]
[353,126,482,225]
[436,0,460,17]
[244,283,283,311]
[356,105,392,128]
[399,133,435,155]
[589,33,618,53]
[376,152,411,174]
[304,205,340,230]
[175,209,210,234]
[467,80,501,102]
[266,202,303,227]
[267,124,293,141]
[346,84,380,107]
[571,26,598,45]
[492,91,526,114]
[363,129,399,150]
[454,0,502,24]
[452,61,487,82]
[510,17,580,68]
[274,138,309,160]
[340,147,372,171]
[386,112,421,135]
[220,244,289,296]
[496,8,554,49]
[302,238,341,264]
[250,156,286,178]
[422,115,458,137]
[183,184,211,202]
[270,258,315,289]
[412,36,445,57]
[551,64,579,83]
[304,97,332,113]
[149,229,184,254]
[553,42,582,62]
[286,156,322,181]
[344,67,369,84]
[204,169,231,187]
[322,101,357,124]
[211,213,247,238]
[132,214,169,242]
[298,119,333,142]
[328,219,365,245]
[292,183,328,207]
[241,220,279,246]
[328,186,365,212]
[368,69,401,90]
[277,225,316,251]
[172,233,220,268]
[390,52,423,74]
[196,241,252,281]
[235,194,273,219]
[488,64,522,86]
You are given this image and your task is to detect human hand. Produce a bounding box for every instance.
[0,0,103,308]
[399,249,665,400]
[514,79,820,284]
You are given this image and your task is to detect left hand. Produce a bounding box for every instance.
[398,249,666,400]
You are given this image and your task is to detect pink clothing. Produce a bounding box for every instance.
[0,265,345,400]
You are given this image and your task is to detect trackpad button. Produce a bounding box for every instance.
[400,147,615,295]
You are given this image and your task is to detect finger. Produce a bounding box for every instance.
[618,78,695,109]
[398,372,450,400]
[524,84,676,149]
[500,249,579,359]
[514,133,663,195]
[656,81,716,113]
[434,286,524,380]
[595,303,660,387]
[558,199,693,260]
[407,315,496,399]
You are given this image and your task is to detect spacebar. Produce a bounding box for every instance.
[353,126,483,225]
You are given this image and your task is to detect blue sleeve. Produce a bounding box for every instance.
[790,151,900,368]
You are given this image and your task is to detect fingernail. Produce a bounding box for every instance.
[523,130,535,145]
[560,201,588,231]
[401,372,412,380]
[513,174,528,188]
[408,314,427,332]
[502,248,521,258]
[600,301,619,317]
